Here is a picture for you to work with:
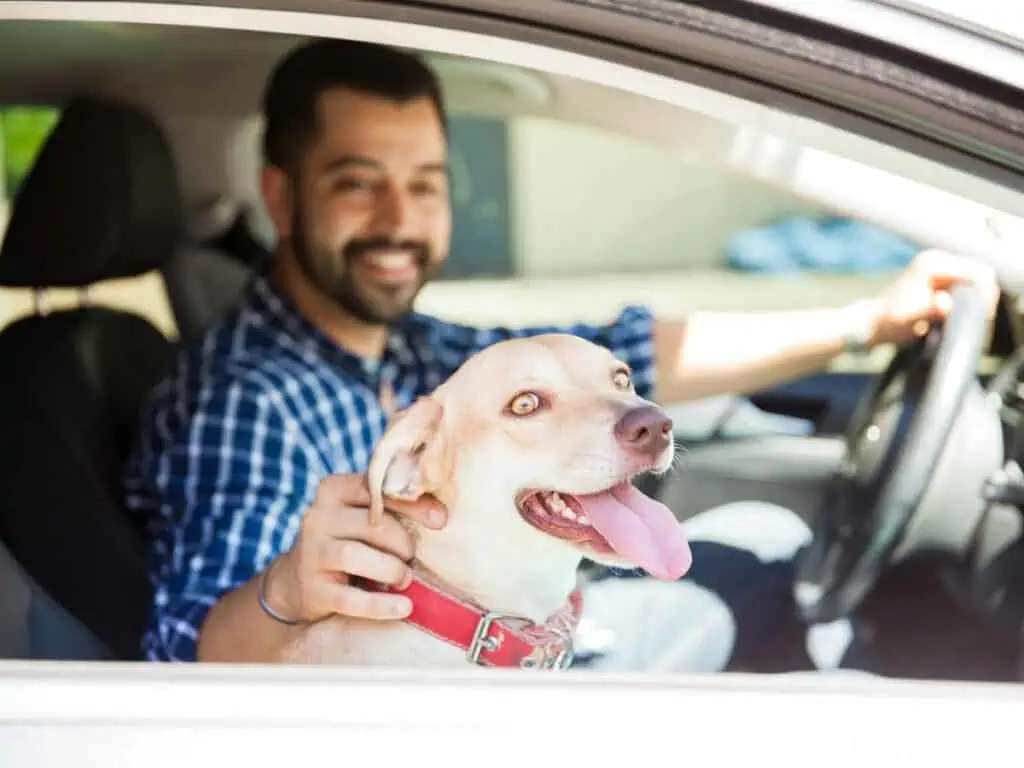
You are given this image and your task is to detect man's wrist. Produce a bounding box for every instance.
[258,554,304,625]
[836,298,882,355]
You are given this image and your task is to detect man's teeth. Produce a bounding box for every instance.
[366,252,414,270]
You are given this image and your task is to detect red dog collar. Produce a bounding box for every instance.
[368,576,583,670]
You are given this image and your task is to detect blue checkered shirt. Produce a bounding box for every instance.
[122,273,657,662]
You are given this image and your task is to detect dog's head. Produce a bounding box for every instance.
[367,334,692,582]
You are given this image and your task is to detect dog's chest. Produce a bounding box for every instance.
[297,618,474,668]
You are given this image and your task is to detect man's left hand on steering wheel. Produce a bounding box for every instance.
[862,249,1001,349]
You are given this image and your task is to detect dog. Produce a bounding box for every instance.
[281,333,693,669]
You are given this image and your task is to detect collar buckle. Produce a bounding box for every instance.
[466,611,517,665]
[466,611,575,670]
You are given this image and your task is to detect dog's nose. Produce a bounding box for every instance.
[614,405,673,456]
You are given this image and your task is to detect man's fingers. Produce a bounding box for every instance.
[314,474,447,530]
[916,249,997,289]
[314,580,413,621]
[316,473,372,507]
[911,249,1000,324]
[386,494,447,530]
[926,289,954,322]
[321,539,412,588]
[316,507,416,560]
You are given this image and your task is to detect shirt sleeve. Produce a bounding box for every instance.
[123,374,322,663]
[430,304,658,400]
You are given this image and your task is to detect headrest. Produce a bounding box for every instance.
[0,98,184,289]
[188,196,271,270]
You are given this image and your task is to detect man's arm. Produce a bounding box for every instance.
[196,556,304,663]
[651,249,1001,404]
[426,249,998,408]
[652,299,879,403]
[428,300,876,406]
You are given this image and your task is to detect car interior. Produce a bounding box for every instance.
[2,17,1024,682]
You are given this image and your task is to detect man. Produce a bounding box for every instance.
[123,38,999,670]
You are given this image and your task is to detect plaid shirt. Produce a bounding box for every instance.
[123,273,657,662]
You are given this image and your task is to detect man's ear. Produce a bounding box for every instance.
[260,165,293,239]
[367,396,446,525]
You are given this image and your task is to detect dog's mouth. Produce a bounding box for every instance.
[516,482,692,581]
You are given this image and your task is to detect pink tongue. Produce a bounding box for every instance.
[576,484,692,580]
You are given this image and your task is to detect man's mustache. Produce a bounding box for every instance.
[343,237,430,267]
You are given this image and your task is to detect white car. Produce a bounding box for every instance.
[1,0,1024,762]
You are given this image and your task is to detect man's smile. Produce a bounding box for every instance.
[355,249,421,285]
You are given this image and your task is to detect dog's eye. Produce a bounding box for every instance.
[612,369,632,390]
[508,391,542,416]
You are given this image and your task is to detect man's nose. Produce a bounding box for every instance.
[614,404,673,457]
[372,184,413,233]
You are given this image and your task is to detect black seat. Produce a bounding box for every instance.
[0,97,183,660]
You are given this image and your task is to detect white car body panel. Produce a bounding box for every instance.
[2,662,1024,763]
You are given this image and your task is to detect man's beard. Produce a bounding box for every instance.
[290,197,438,326]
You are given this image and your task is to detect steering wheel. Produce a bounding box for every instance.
[794,283,992,624]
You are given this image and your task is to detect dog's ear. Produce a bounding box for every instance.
[367,396,446,526]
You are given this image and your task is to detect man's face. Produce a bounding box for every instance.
[285,87,451,325]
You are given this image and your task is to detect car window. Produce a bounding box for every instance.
[0,13,1017,689]
[0,105,177,338]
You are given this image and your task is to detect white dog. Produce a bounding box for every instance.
[282,333,693,669]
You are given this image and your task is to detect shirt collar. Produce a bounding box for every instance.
[245,271,436,386]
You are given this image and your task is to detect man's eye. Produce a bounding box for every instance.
[334,177,374,192]
[410,180,443,197]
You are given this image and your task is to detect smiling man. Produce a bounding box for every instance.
[123,38,999,672]
[266,75,452,359]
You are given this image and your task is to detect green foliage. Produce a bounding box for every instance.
[2,107,61,198]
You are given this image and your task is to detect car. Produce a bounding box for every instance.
[1,0,1024,760]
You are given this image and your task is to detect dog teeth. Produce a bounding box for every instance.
[526,497,549,518]
[578,515,590,526]
[537,491,587,523]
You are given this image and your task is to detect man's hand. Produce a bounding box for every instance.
[264,473,447,624]
[196,472,446,662]
[864,249,1000,347]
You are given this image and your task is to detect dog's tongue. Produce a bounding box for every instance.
[576,483,692,580]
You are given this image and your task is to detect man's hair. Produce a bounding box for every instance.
[262,38,448,172]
